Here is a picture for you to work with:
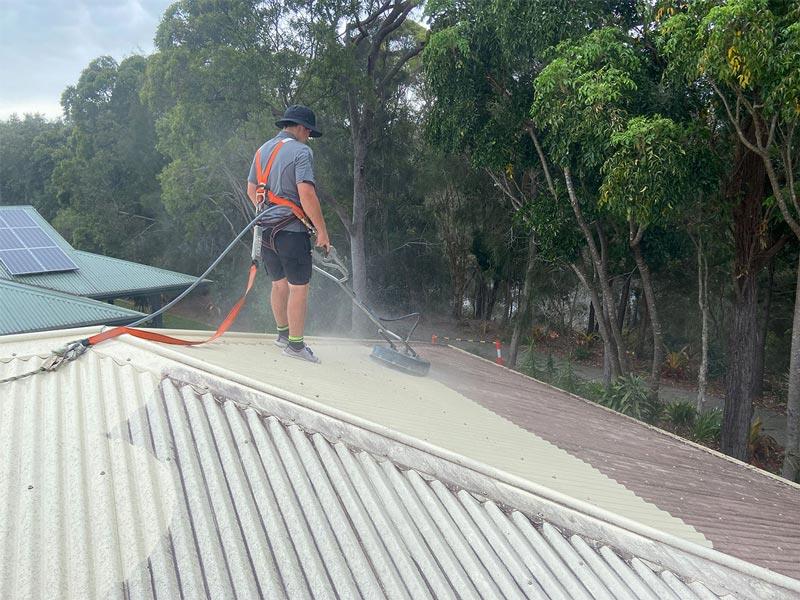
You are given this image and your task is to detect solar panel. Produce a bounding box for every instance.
[30,247,79,271]
[0,209,37,227]
[0,228,23,250]
[0,210,79,275]
[0,249,42,275]
[15,227,53,248]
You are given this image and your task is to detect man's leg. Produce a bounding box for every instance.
[271,278,289,327]
[287,283,309,338]
[284,282,318,362]
[271,278,290,346]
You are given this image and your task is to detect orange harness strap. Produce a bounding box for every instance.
[255,139,313,228]
[86,262,258,348]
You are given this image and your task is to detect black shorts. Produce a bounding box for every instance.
[261,229,312,285]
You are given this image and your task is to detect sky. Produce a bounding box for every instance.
[0,0,174,120]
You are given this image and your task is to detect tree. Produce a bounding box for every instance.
[54,55,165,263]
[532,27,649,380]
[289,0,427,332]
[0,114,68,218]
[143,0,307,273]
[600,116,703,401]
[661,0,800,471]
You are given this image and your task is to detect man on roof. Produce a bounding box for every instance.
[247,105,330,364]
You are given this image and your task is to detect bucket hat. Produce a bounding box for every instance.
[275,105,322,137]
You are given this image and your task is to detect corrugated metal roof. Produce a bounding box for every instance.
[0,206,199,298]
[0,279,144,334]
[161,337,710,547]
[0,351,751,599]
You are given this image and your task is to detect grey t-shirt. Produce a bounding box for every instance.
[248,131,316,232]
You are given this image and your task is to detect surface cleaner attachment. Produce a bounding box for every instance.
[312,247,431,377]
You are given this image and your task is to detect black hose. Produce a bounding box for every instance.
[127,209,268,328]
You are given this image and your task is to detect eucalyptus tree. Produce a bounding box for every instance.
[661,0,800,470]
[285,0,427,332]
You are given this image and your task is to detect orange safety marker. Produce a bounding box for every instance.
[495,339,504,365]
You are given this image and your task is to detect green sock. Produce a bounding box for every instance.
[288,335,304,350]
[277,324,289,339]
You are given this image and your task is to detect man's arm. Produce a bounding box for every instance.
[298,182,330,251]
[247,182,259,208]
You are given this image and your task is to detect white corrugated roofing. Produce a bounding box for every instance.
[1,329,798,599]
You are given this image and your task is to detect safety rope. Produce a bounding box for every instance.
[0,340,88,385]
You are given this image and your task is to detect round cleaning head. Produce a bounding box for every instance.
[370,344,431,377]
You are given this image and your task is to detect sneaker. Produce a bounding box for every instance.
[274,335,289,348]
[282,344,321,364]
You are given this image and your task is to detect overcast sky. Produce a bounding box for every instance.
[0,1,174,120]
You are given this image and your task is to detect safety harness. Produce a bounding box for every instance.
[255,137,315,250]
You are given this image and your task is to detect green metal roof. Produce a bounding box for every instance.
[0,206,199,298]
[0,280,145,335]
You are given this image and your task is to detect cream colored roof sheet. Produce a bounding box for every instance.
[160,335,707,547]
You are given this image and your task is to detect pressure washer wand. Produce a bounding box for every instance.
[311,246,421,355]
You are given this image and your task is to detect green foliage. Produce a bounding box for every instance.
[599,374,663,423]
[661,0,800,120]
[555,359,579,393]
[573,345,592,361]
[53,55,167,263]
[665,401,697,427]
[579,381,607,403]
[519,344,539,377]
[545,352,556,380]
[599,116,691,226]
[532,27,645,171]
[692,408,723,443]
[0,115,68,218]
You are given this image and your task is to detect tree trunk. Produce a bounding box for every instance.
[754,260,774,399]
[587,301,595,336]
[564,167,627,374]
[509,235,537,368]
[350,120,370,335]
[781,253,800,481]
[723,273,758,461]
[572,261,618,384]
[631,237,662,403]
[722,135,769,461]
[501,279,512,328]
[696,239,710,412]
[617,273,632,331]
[636,294,649,358]
[486,277,500,321]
